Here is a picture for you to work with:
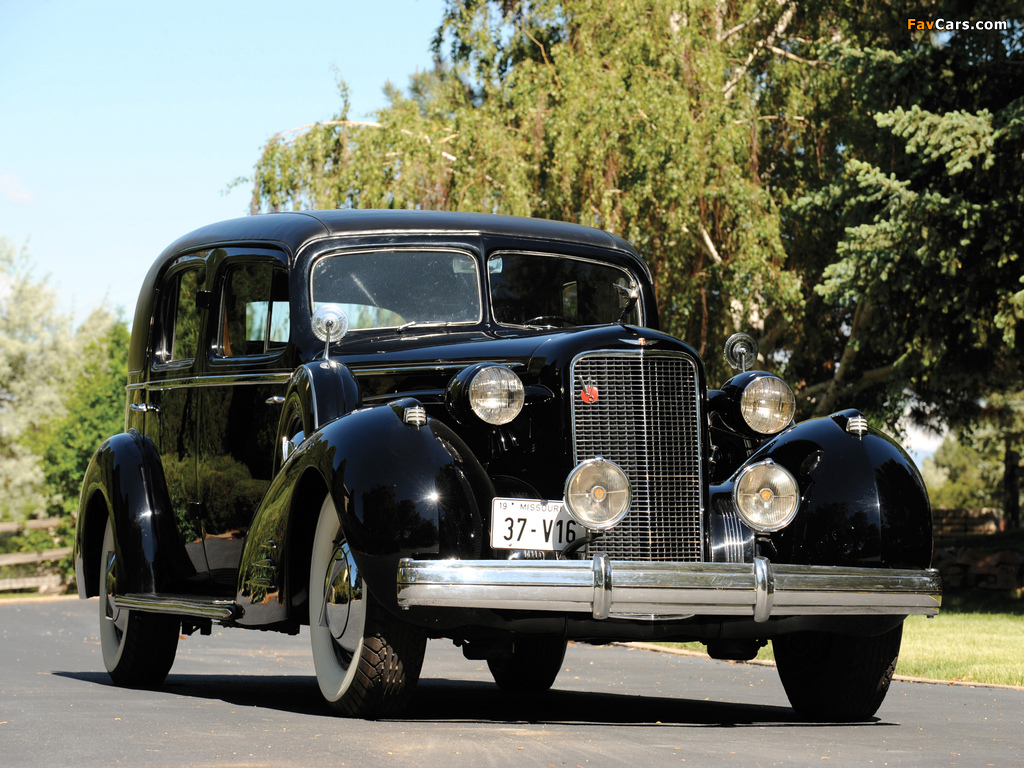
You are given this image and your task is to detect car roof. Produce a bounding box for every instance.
[160,209,634,258]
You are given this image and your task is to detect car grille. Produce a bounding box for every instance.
[571,351,703,562]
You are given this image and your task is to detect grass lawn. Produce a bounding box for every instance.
[897,610,1023,686]
[662,589,1024,687]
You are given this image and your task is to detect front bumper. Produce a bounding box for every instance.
[397,555,941,622]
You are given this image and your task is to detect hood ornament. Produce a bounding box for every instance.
[621,337,657,347]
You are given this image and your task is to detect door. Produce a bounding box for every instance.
[143,254,210,589]
[198,253,292,593]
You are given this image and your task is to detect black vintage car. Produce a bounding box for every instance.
[75,209,940,720]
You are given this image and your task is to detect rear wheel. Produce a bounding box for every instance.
[309,497,426,718]
[773,623,903,722]
[487,635,567,692]
[98,517,179,687]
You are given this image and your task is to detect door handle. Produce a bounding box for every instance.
[130,402,160,414]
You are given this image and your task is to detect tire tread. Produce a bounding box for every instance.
[774,624,903,722]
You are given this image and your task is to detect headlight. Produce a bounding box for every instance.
[740,376,795,435]
[468,365,524,425]
[564,457,631,530]
[734,460,800,531]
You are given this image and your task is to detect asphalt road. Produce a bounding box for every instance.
[2,597,1021,767]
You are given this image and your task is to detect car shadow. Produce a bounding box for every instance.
[52,671,887,727]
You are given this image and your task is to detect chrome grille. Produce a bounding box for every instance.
[572,351,703,561]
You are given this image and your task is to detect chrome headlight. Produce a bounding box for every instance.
[740,375,795,435]
[564,457,631,530]
[468,365,524,425]
[734,460,800,531]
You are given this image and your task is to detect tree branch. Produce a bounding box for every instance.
[812,299,874,416]
[797,364,894,413]
[723,0,796,100]
[681,222,723,264]
[765,44,828,67]
[275,120,381,144]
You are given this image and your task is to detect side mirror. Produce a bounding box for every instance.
[311,304,350,359]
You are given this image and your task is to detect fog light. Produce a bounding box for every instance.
[468,365,524,425]
[740,376,795,435]
[734,460,800,531]
[564,457,631,530]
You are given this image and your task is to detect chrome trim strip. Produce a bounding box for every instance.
[396,558,941,621]
[130,372,292,391]
[114,593,238,620]
[350,361,526,377]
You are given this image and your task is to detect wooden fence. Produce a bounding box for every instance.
[0,517,71,593]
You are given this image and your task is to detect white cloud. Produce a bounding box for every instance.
[0,173,33,203]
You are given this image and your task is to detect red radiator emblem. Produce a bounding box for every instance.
[581,385,599,404]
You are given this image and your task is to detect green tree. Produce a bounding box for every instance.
[27,319,129,517]
[922,434,1003,510]
[246,0,803,382]
[0,238,118,522]
[922,392,1024,526]
[0,239,76,521]
[243,0,1023,426]
[755,0,1024,427]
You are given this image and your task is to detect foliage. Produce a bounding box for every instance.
[0,239,78,521]
[243,0,1023,430]
[0,238,121,522]
[26,320,129,517]
[922,390,1023,520]
[245,0,804,383]
[922,434,1004,510]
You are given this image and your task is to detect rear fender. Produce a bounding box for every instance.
[74,430,196,597]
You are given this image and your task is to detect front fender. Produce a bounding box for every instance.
[75,430,196,597]
[236,398,494,626]
[710,410,932,569]
[273,361,361,476]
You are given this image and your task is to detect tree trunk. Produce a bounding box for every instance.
[1004,439,1020,530]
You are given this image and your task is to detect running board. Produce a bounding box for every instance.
[114,593,239,621]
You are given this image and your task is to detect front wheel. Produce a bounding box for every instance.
[773,623,903,722]
[309,497,426,718]
[487,635,567,692]
[98,517,179,687]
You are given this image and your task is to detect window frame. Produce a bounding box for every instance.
[208,250,292,367]
[150,254,208,373]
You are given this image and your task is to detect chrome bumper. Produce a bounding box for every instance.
[396,555,941,622]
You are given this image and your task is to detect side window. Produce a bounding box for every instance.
[172,269,204,360]
[154,264,206,366]
[218,262,290,358]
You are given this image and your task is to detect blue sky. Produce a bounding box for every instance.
[0,0,446,323]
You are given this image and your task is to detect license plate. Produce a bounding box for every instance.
[490,498,584,551]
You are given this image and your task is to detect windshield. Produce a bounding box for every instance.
[488,252,641,328]
[311,250,482,330]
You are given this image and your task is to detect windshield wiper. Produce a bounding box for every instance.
[395,320,452,334]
